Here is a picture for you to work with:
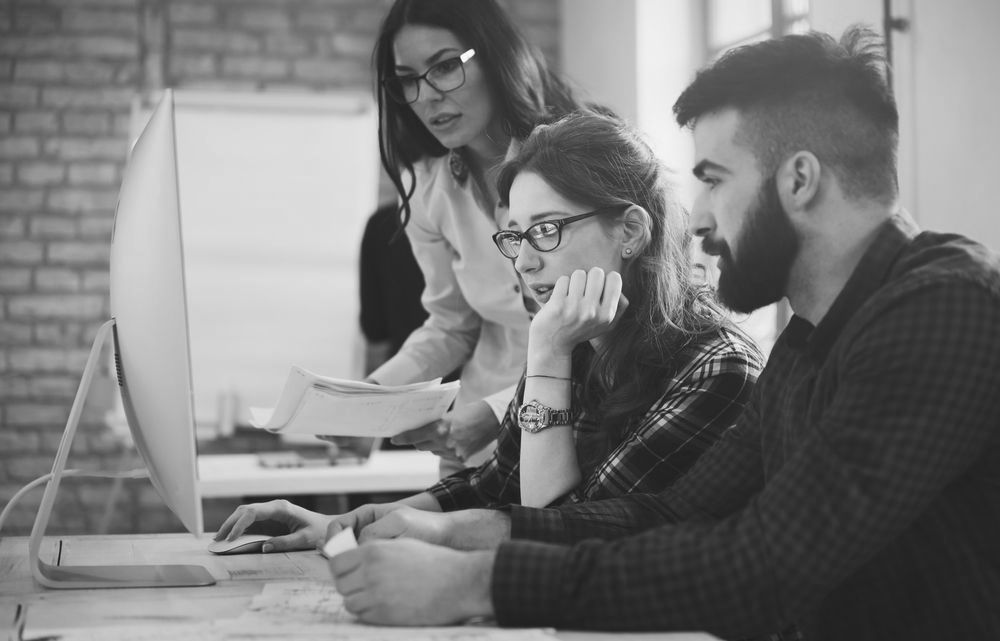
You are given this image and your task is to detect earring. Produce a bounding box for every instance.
[624,248,633,257]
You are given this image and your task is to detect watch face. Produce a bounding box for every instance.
[518,400,570,433]
[518,401,546,432]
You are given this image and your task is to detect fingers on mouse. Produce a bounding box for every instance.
[207,533,271,555]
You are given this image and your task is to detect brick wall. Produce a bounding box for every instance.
[0,0,561,536]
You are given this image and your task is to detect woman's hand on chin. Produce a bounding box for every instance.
[529,267,627,356]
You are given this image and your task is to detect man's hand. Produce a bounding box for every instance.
[347,506,512,551]
[328,539,496,625]
[328,502,406,539]
[391,400,499,462]
[352,505,454,546]
[214,499,330,552]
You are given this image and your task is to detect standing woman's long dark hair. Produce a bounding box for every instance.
[373,0,578,228]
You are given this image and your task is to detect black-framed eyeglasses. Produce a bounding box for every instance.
[383,49,476,105]
[492,205,626,259]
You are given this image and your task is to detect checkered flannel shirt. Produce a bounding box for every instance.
[425,324,764,510]
[493,215,1000,640]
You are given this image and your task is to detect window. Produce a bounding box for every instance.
[706,0,810,59]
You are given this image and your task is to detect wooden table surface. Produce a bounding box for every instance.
[0,533,719,641]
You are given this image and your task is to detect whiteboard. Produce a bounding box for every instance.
[143,90,380,433]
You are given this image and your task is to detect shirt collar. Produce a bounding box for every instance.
[793,212,920,359]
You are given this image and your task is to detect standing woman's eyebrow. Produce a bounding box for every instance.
[394,47,464,74]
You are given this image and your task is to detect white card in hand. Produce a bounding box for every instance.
[321,527,358,559]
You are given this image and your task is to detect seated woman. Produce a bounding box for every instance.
[214,110,763,549]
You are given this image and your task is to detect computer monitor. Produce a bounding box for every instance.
[27,89,215,588]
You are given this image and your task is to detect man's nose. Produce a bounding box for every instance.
[689,193,713,237]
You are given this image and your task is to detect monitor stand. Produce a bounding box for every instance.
[28,318,216,589]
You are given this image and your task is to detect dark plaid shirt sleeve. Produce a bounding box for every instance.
[508,405,765,542]
[427,326,762,511]
[426,379,525,511]
[492,279,1000,638]
[566,326,763,503]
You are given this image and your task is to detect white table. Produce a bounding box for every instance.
[198,449,440,499]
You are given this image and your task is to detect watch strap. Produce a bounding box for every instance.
[546,407,571,425]
[518,400,573,433]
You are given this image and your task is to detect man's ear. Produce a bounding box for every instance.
[777,151,822,213]
[620,205,652,257]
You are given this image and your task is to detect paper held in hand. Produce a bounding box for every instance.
[249,366,461,437]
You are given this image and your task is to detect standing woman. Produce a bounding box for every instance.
[367,0,581,471]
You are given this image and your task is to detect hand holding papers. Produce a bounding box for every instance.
[249,366,460,438]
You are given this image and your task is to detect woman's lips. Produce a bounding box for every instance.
[428,113,460,130]
[531,285,552,303]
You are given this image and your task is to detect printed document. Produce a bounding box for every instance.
[249,365,460,437]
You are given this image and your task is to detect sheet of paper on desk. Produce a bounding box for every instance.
[249,365,460,437]
[39,581,557,640]
[234,581,557,639]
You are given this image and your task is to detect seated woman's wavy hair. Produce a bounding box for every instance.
[497,110,732,440]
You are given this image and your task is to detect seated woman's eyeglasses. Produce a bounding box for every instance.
[492,205,626,259]
[384,49,476,105]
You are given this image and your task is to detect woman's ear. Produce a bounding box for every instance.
[620,205,652,258]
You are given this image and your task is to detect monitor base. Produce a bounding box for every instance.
[35,559,215,589]
[27,319,216,590]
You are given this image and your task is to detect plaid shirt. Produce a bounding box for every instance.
[492,215,1000,640]
[426,325,764,510]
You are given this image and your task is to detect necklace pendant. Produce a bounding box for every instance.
[449,150,469,185]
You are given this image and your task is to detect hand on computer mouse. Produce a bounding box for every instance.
[214,499,331,552]
[207,533,271,555]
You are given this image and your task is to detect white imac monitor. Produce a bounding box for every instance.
[27,89,214,588]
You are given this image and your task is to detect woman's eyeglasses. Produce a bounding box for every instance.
[492,205,626,259]
[384,49,476,105]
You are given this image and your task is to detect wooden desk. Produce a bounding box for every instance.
[198,449,441,498]
[0,534,719,641]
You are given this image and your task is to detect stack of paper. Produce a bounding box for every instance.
[249,366,460,437]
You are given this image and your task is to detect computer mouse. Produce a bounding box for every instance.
[207,533,272,555]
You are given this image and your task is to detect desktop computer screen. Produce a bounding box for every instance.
[27,89,214,588]
[110,88,202,537]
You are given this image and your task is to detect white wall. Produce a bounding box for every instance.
[809,0,882,36]
[635,0,701,204]
[560,0,639,124]
[811,0,1000,250]
[893,0,1000,249]
[561,0,702,200]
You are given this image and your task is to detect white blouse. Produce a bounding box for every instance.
[368,154,531,422]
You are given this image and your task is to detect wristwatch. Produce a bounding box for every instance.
[517,400,572,433]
